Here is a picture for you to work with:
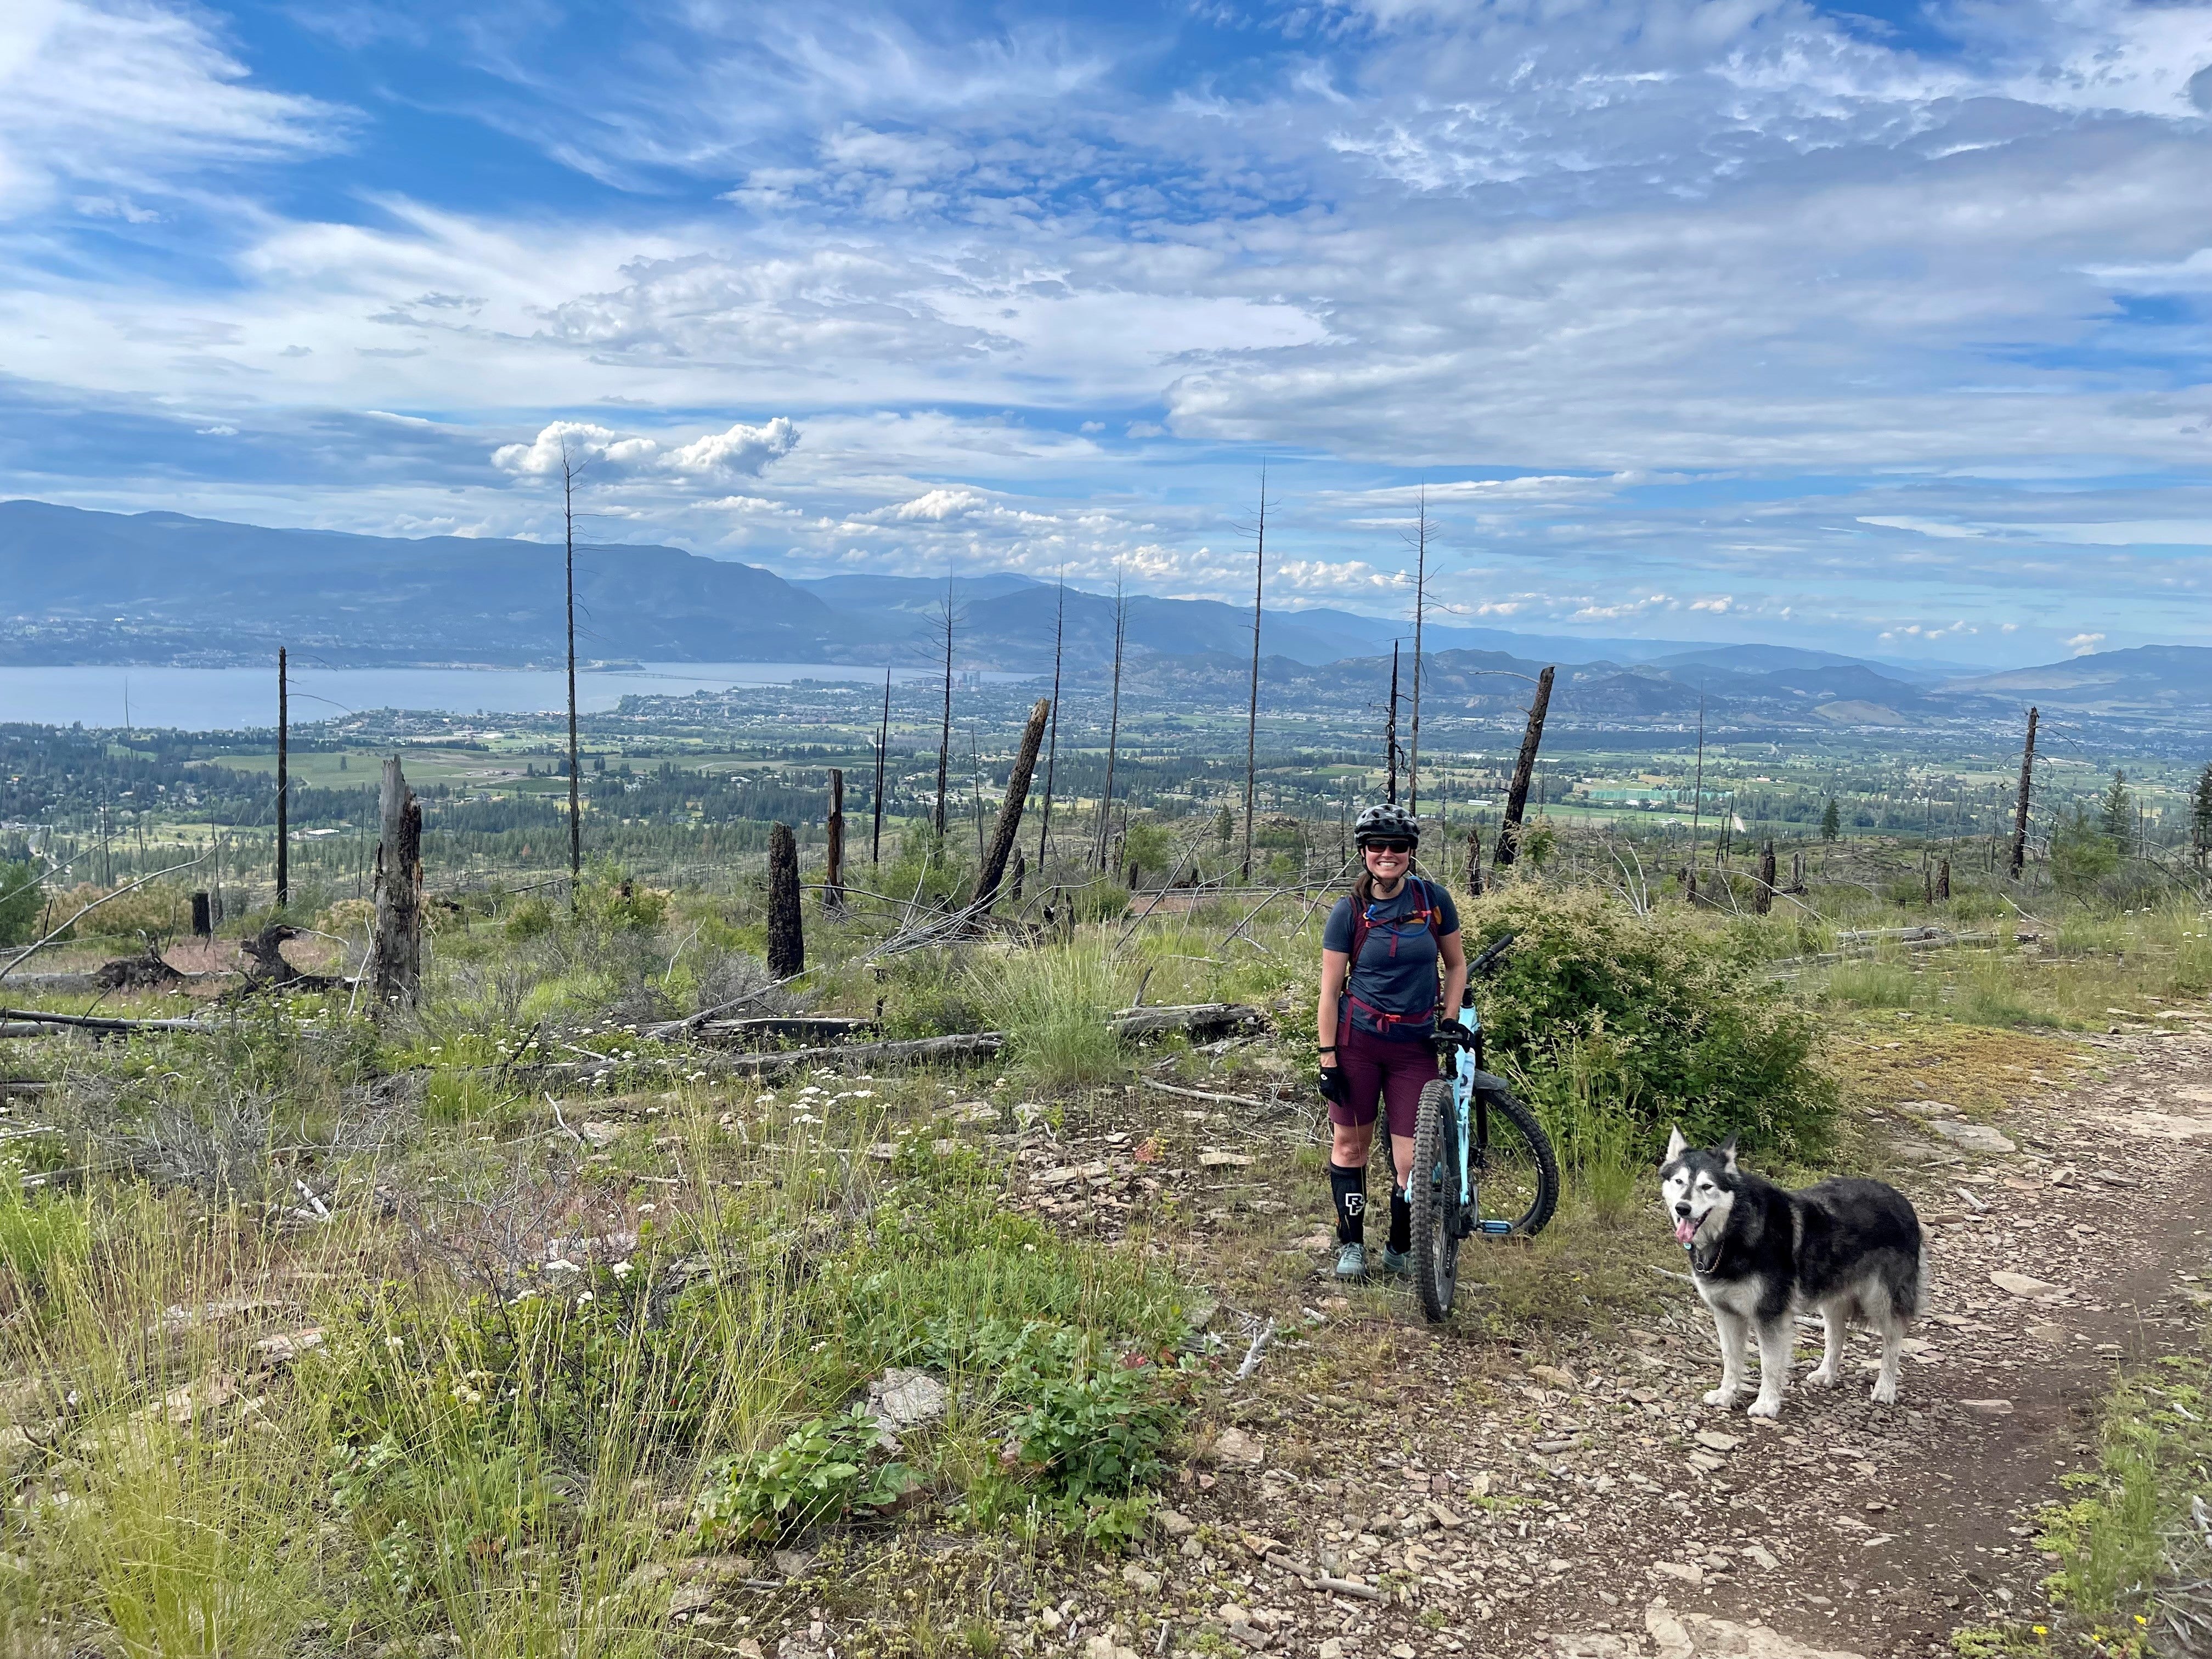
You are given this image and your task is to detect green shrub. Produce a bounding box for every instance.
[1070,882,1131,924]
[503,894,555,940]
[879,950,990,1039]
[53,879,194,944]
[579,863,670,932]
[0,1156,89,1310]
[923,1318,1192,1538]
[1464,886,1833,1157]
[0,862,43,946]
[695,1406,913,1544]
[2050,803,2120,898]
[1122,821,1175,884]
[1006,1350,1183,1505]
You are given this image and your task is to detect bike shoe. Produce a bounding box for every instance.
[1380,1246,1414,1278]
[1333,1242,1368,1282]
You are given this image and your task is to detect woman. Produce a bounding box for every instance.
[1317,802,1469,1281]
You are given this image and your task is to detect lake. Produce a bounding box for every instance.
[0,662,995,733]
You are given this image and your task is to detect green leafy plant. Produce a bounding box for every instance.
[0,1156,89,1311]
[1463,885,1833,1156]
[695,1406,914,1543]
[2050,803,2121,898]
[0,861,43,946]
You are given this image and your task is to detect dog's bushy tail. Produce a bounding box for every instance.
[1895,1240,1928,1323]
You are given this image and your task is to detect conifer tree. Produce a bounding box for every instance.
[2099,769,2133,849]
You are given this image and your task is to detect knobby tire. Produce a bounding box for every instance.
[1410,1078,1460,1322]
[1474,1085,1559,1238]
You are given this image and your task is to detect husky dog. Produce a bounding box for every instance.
[1660,1128,1923,1419]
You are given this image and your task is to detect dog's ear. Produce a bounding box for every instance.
[1663,1126,1687,1163]
[1718,1132,1739,1172]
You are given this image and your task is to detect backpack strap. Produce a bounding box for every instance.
[1342,878,1448,1036]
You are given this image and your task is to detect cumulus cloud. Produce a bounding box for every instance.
[2067,632,2106,656]
[492,417,798,483]
[661,417,799,479]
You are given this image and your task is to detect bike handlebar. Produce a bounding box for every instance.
[1465,930,1516,982]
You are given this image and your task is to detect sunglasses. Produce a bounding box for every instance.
[1363,839,1414,855]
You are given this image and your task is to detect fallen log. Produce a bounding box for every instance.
[697,1031,1005,1079]
[1140,1076,1278,1111]
[692,1016,881,1048]
[0,1006,214,1035]
[1110,1003,1265,1041]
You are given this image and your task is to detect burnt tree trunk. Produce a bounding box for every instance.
[191,891,211,938]
[1464,826,1483,895]
[822,769,845,911]
[1008,849,1025,905]
[275,647,290,909]
[2008,706,2039,879]
[1755,840,1776,915]
[1791,850,1805,891]
[1492,665,1555,869]
[975,697,1052,912]
[1682,867,1697,906]
[766,823,804,979]
[370,757,422,1011]
[1937,859,1951,901]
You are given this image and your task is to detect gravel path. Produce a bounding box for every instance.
[1103,1028,2212,1659]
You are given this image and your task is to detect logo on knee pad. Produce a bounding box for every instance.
[1342,1194,1365,1216]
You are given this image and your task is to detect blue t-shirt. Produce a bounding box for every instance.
[1324,879,1461,1040]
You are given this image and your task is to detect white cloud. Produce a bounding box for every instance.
[491,417,798,483]
[660,417,800,481]
[2066,632,2106,656]
[883,486,991,521]
[697,494,801,516]
[0,0,341,219]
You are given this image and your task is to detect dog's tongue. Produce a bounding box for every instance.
[1674,1217,1698,1246]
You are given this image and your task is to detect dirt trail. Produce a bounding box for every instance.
[1139,1029,2212,1659]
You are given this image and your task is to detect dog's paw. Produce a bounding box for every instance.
[1870,1376,1900,1406]
[1747,1395,1783,1420]
[1702,1387,1737,1409]
[1805,1365,1838,1389]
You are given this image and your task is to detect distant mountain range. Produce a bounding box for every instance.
[0,499,2198,727]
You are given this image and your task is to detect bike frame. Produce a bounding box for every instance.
[1448,988,1517,1238]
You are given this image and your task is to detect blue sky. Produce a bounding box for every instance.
[2,0,2209,668]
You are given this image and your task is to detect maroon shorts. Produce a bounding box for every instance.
[1328,1023,1438,1140]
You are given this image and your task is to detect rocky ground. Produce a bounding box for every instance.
[665,1022,2212,1659]
[948,1025,2211,1659]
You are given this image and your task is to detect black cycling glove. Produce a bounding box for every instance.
[1318,1063,1347,1105]
[1434,1018,1474,1043]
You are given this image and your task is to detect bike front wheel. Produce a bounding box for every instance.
[1409,1078,1462,1322]
[1469,1085,1559,1238]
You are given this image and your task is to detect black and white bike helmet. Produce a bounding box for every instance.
[1353,802,1419,847]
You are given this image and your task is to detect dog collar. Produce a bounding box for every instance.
[1685,1233,1722,1276]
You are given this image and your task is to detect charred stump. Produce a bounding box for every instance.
[370,757,424,1011]
[766,822,804,979]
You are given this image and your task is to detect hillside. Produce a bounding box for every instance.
[0,501,2160,723]
[1946,645,2212,709]
[0,500,837,665]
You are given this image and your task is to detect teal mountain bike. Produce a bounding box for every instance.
[1404,932,1559,1322]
